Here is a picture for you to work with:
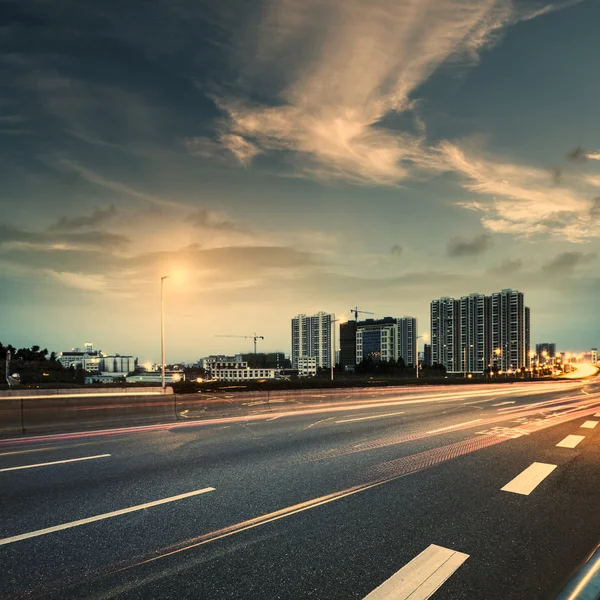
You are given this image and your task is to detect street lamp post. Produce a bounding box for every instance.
[161,275,169,393]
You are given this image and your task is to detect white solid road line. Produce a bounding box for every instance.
[0,488,215,546]
[492,401,516,406]
[581,420,598,429]
[426,419,482,435]
[0,454,111,473]
[556,435,585,448]
[501,462,557,495]
[363,544,469,600]
[336,411,406,424]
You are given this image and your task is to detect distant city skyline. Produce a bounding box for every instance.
[2,1,600,360]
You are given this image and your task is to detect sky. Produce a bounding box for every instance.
[1,0,600,363]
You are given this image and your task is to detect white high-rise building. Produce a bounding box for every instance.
[460,294,490,374]
[291,312,333,369]
[491,289,530,372]
[431,289,530,374]
[430,298,460,372]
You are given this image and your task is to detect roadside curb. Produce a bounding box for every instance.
[554,544,600,600]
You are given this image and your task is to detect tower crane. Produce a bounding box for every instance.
[350,307,374,321]
[216,333,265,355]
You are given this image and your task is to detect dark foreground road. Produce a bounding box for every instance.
[1,378,600,600]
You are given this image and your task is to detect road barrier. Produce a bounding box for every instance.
[0,379,579,439]
[0,398,23,438]
[0,393,177,438]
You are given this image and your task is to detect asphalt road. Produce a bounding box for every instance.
[1,378,600,600]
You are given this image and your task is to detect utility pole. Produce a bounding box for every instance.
[5,350,11,389]
[161,275,168,393]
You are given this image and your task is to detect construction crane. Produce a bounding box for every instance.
[350,307,374,321]
[216,333,265,355]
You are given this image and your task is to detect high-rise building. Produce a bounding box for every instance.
[423,343,432,367]
[291,312,333,369]
[356,317,417,366]
[459,293,491,374]
[430,297,460,372]
[340,320,358,369]
[592,348,598,364]
[491,289,530,372]
[535,343,556,359]
[431,289,530,373]
[397,317,417,367]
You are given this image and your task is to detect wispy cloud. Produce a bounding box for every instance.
[442,141,600,241]
[200,0,583,185]
[48,271,109,292]
[189,209,245,233]
[390,244,403,257]
[50,205,118,231]
[56,159,186,210]
[0,224,129,251]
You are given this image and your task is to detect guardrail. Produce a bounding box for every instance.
[0,386,170,397]
[1,386,396,438]
[553,544,600,600]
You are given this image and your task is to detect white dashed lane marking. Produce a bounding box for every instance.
[501,462,557,496]
[556,435,585,448]
[363,544,469,600]
[581,421,598,429]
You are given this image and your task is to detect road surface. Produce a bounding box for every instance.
[1,378,600,599]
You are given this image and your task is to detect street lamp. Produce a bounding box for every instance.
[463,343,474,378]
[161,275,169,393]
[494,347,502,375]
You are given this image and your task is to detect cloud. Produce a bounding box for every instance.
[443,142,599,241]
[590,198,600,220]
[390,244,403,257]
[48,271,109,292]
[0,224,129,251]
[541,251,596,274]
[487,259,523,275]
[53,159,187,210]
[447,233,493,257]
[566,146,600,162]
[189,209,244,232]
[199,0,583,184]
[50,205,118,231]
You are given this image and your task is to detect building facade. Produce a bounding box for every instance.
[340,320,358,369]
[355,317,417,366]
[431,289,530,374]
[491,289,530,372]
[297,356,318,377]
[291,312,333,369]
[212,368,279,381]
[59,344,137,375]
[430,298,460,372]
[535,343,556,359]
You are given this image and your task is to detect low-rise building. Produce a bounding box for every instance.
[297,356,317,377]
[201,355,248,374]
[212,368,279,381]
[59,343,137,376]
[125,372,185,384]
